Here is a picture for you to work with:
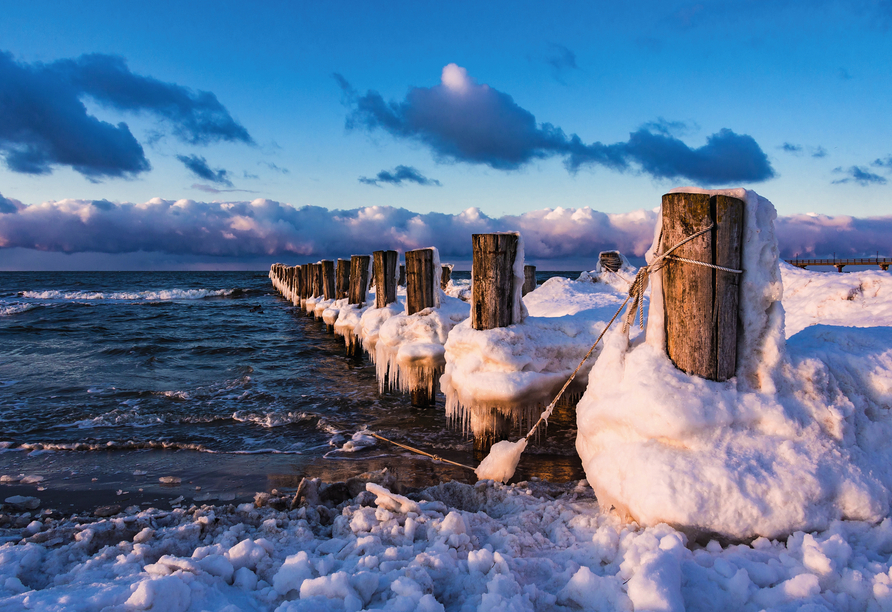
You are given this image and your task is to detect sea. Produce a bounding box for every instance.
[0,271,584,510]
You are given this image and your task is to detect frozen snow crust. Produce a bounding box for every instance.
[9,477,892,611]
[375,292,470,396]
[577,188,892,540]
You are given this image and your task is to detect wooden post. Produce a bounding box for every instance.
[373,250,398,308]
[522,265,537,296]
[471,234,519,330]
[600,251,623,272]
[349,255,371,306]
[398,264,406,287]
[313,263,324,299]
[661,192,743,382]
[470,233,520,450]
[300,265,310,305]
[406,248,438,407]
[321,260,335,300]
[441,264,452,289]
[336,259,350,299]
[286,266,294,300]
[406,249,436,315]
[347,255,371,358]
[292,265,303,304]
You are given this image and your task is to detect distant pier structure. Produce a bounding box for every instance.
[786,257,891,272]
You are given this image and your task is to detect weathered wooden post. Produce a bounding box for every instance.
[398,263,406,287]
[349,255,371,307]
[313,263,324,300]
[405,248,438,407]
[600,251,623,272]
[661,192,743,382]
[522,265,537,296]
[373,250,398,308]
[441,264,452,289]
[346,255,371,357]
[472,234,519,330]
[292,265,303,306]
[299,264,310,310]
[336,259,350,299]
[321,260,335,301]
[470,233,520,450]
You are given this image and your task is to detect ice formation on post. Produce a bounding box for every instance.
[576,188,892,540]
[374,248,470,399]
[441,236,639,439]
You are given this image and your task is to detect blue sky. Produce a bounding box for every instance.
[1,0,891,268]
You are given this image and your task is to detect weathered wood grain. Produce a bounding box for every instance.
[373,250,398,308]
[471,234,519,330]
[661,192,743,382]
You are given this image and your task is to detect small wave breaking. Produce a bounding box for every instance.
[19,288,242,301]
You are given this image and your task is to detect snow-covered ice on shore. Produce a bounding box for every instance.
[577,188,892,540]
[781,262,892,336]
[7,478,892,611]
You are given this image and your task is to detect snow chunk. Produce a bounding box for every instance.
[474,439,527,483]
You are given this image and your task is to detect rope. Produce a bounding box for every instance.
[369,433,477,472]
[663,255,743,274]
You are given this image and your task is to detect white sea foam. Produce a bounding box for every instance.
[20,288,239,301]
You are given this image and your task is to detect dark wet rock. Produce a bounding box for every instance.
[290,477,320,510]
[93,505,122,517]
[319,482,350,506]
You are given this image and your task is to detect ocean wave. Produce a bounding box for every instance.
[230,410,317,428]
[0,303,38,316]
[19,288,242,301]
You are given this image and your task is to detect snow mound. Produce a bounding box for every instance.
[576,188,892,539]
[781,262,892,336]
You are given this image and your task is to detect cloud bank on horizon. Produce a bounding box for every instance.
[0,51,251,179]
[1,193,889,262]
[337,64,776,186]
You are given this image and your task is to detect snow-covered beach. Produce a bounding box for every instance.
[5,193,892,610]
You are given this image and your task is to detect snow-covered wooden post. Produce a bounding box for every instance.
[440,264,452,289]
[336,259,350,299]
[470,233,520,450]
[405,248,438,407]
[661,192,744,382]
[522,265,536,296]
[374,250,398,308]
[600,251,622,272]
[398,263,406,287]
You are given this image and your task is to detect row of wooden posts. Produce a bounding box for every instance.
[270,237,544,337]
[271,191,748,443]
